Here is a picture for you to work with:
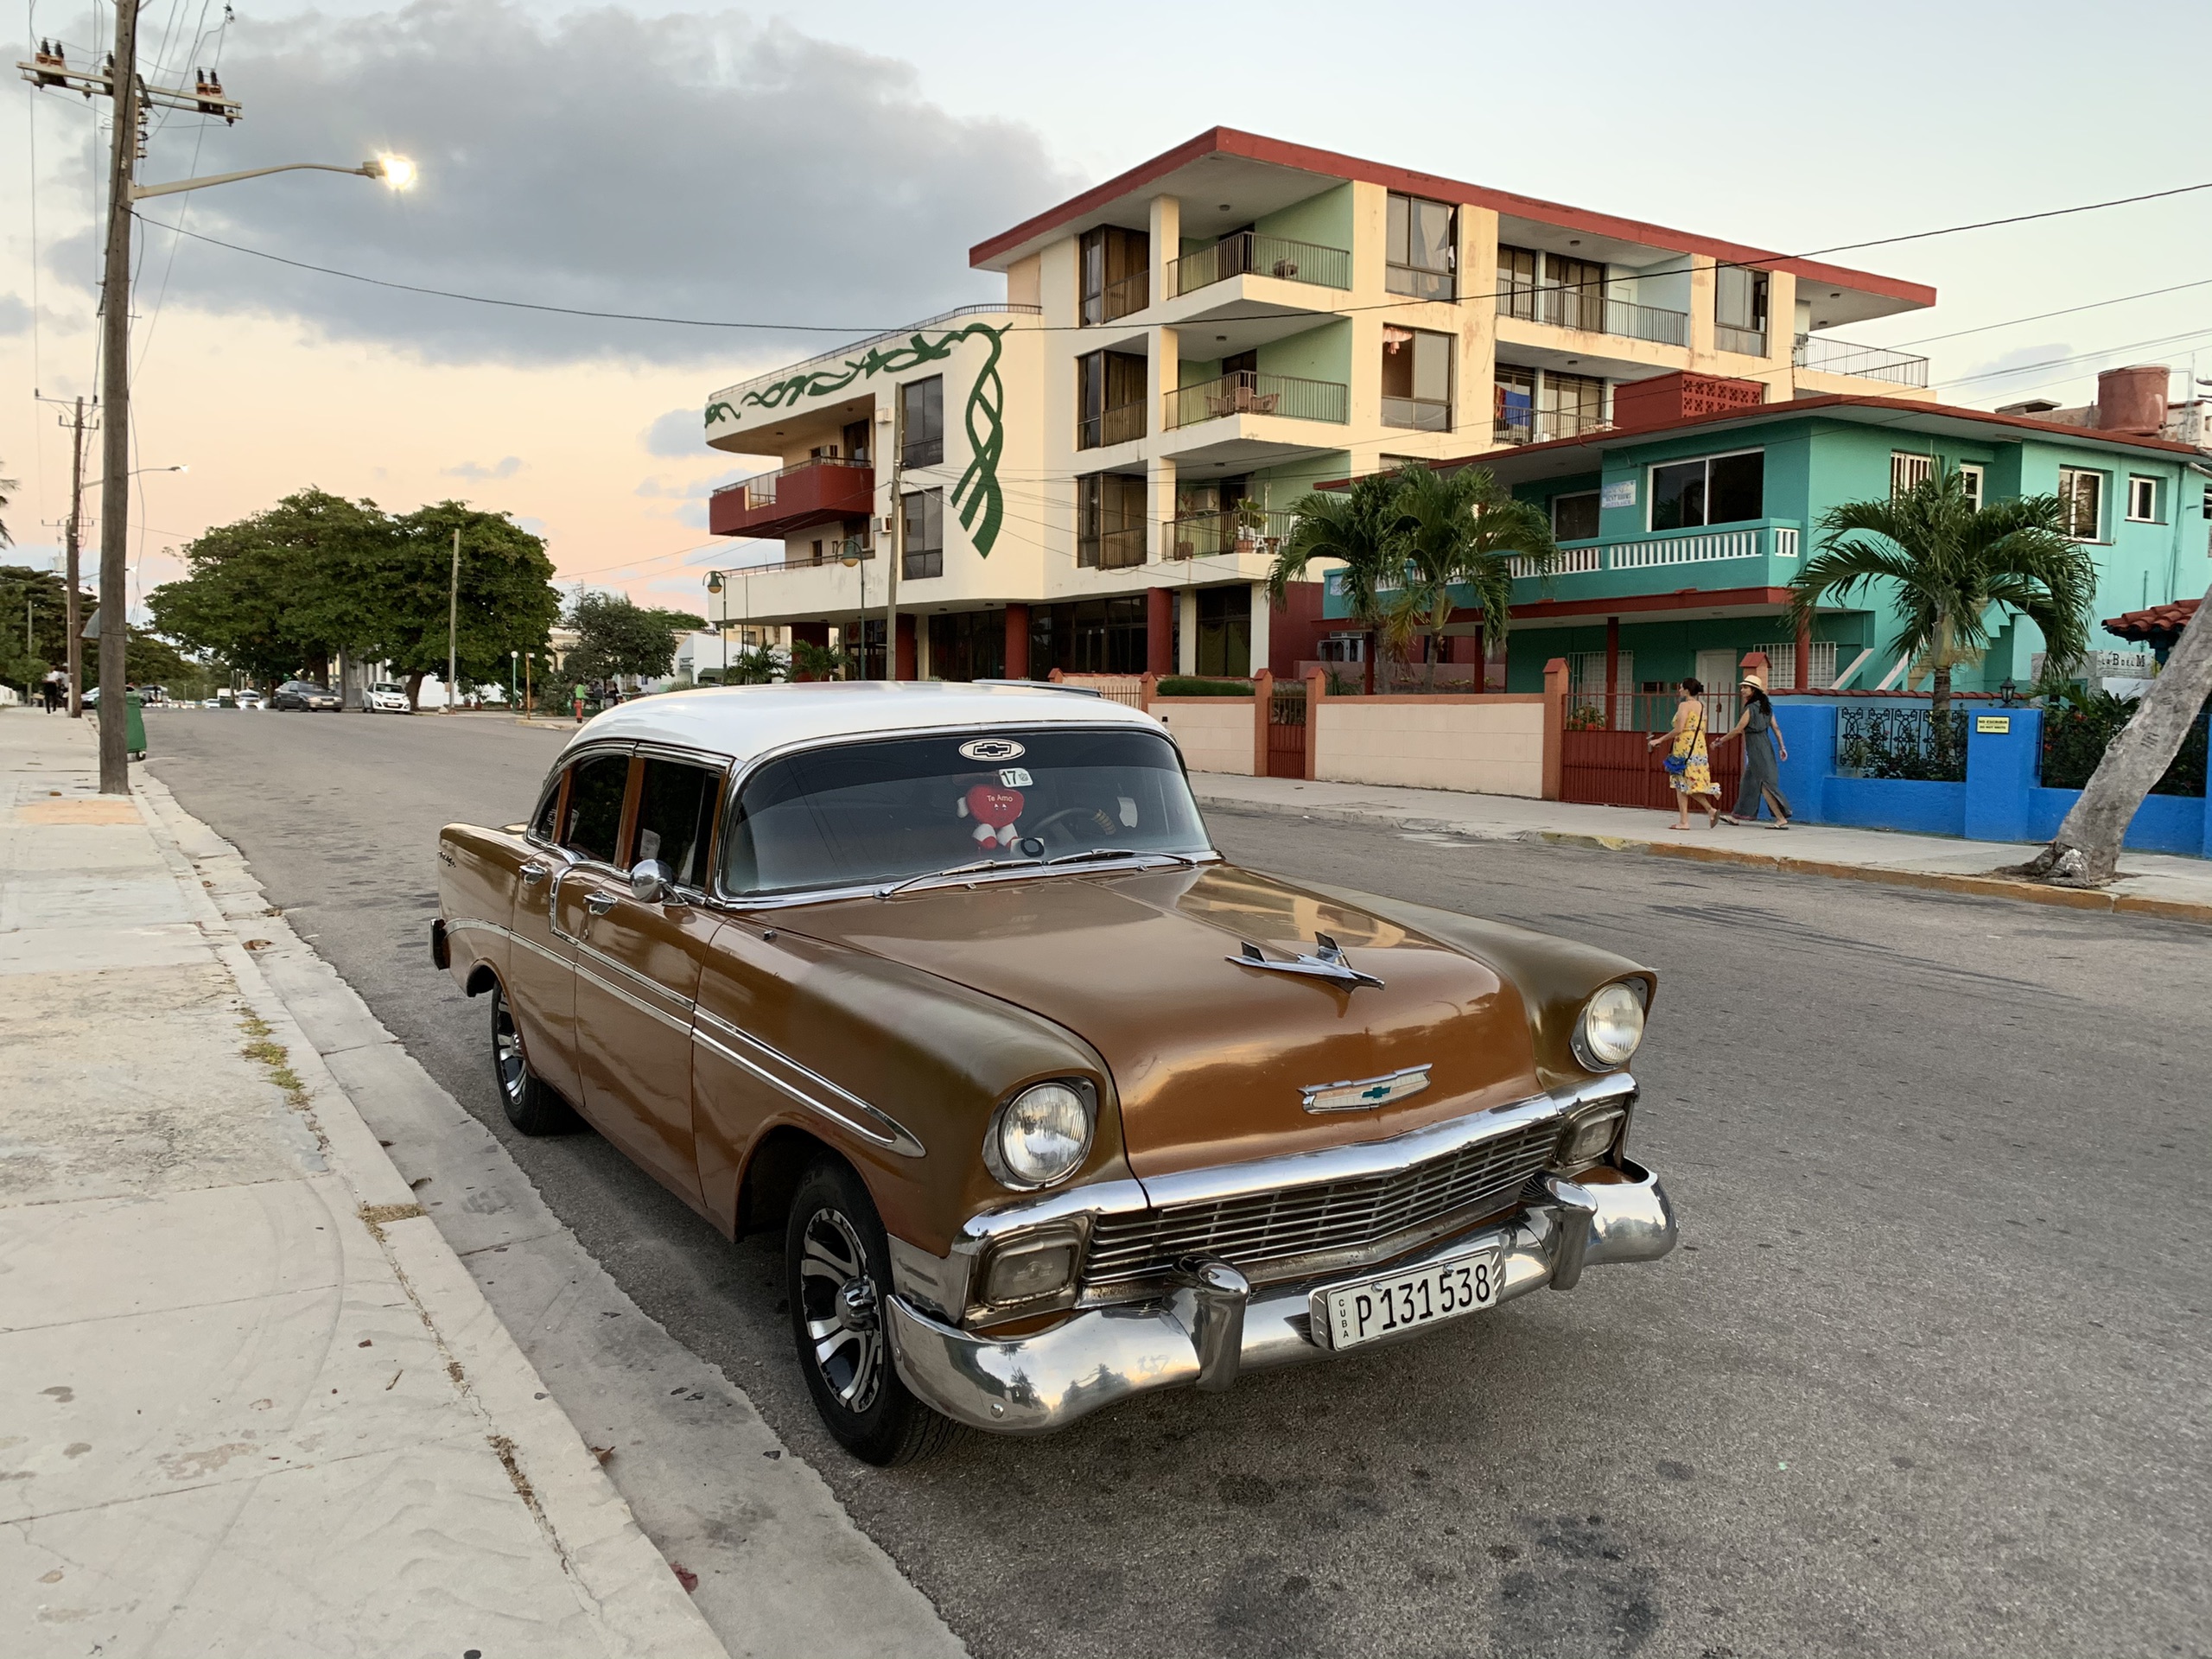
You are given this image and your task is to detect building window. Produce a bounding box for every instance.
[1077,348,1147,449]
[2126,475,2160,522]
[1386,193,1456,301]
[1077,472,1147,569]
[2058,467,2104,540]
[1958,463,1983,511]
[1382,326,1453,430]
[1493,365,1534,444]
[1194,586,1251,677]
[1541,371,1606,440]
[1649,450,1764,531]
[900,489,943,579]
[1496,245,1539,321]
[1891,452,1936,497]
[899,377,944,468]
[1552,491,1601,542]
[925,610,1005,683]
[1079,226,1149,326]
[1713,267,1769,356]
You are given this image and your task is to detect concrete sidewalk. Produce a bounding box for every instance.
[1191,772,2212,925]
[0,712,727,1657]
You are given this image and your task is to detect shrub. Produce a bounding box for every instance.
[1155,676,1255,697]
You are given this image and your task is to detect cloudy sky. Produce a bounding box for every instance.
[4,0,2211,613]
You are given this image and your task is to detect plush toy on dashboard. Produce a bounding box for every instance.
[957,780,1026,848]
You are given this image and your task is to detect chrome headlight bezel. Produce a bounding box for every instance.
[1571,979,1648,1072]
[982,1078,1097,1192]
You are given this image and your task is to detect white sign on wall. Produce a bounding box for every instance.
[1601,480,1636,510]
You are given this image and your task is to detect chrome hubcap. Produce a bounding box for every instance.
[493,996,526,1105]
[799,1208,883,1413]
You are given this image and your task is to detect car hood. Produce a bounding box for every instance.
[779,864,1542,1179]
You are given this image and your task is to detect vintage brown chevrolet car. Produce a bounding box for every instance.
[435,683,1675,1464]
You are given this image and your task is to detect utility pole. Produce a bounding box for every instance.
[60,397,94,716]
[93,0,142,791]
[446,527,460,713]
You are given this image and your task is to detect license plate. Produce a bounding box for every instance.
[1317,1244,1503,1351]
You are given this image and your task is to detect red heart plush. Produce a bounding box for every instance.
[965,785,1024,827]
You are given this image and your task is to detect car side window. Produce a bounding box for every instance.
[529,776,562,842]
[632,760,722,888]
[560,753,630,864]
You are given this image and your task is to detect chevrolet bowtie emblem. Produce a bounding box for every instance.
[1228,931,1385,991]
[1301,1064,1432,1114]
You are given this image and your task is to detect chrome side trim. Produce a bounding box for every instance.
[444,917,505,939]
[690,1008,925,1159]
[508,929,569,969]
[575,937,696,1012]
[575,962,691,1036]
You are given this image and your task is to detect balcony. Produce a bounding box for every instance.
[1077,525,1149,569]
[1077,400,1147,450]
[1714,323,1768,358]
[1169,232,1352,298]
[709,457,875,538]
[1506,521,1802,590]
[1492,404,1611,447]
[1793,334,1930,388]
[1497,286,1689,348]
[1166,370,1349,430]
[1165,506,1295,562]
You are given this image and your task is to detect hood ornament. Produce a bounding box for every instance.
[1228,931,1385,992]
[1302,1064,1431,1114]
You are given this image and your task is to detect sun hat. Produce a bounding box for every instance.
[1738,670,1767,690]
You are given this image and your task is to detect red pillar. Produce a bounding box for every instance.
[1147,588,1173,678]
[1003,604,1030,680]
[1604,616,1620,730]
[1542,657,1568,802]
[1794,612,1812,692]
[895,613,917,682]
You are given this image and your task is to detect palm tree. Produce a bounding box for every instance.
[1789,465,2096,735]
[1268,469,1414,692]
[1392,462,1556,691]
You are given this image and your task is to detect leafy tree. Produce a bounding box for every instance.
[1268,470,1415,692]
[565,591,682,683]
[365,502,562,709]
[1387,463,1555,691]
[0,464,16,548]
[788,639,854,682]
[1789,465,2095,732]
[0,566,82,696]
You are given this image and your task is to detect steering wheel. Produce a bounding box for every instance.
[1025,805,1113,848]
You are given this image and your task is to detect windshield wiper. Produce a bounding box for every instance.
[875,856,1037,899]
[1041,848,1199,868]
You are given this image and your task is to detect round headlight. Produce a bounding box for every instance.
[988,1082,1093,1188]
[1574,982,1646,1071]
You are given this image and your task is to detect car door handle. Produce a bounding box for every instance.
[585,891,619,914]
[520,861,549,884]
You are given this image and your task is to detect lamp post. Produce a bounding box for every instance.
[839,541,868,681]
[510,649,518,707]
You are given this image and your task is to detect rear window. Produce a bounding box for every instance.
[560,753,631,864]
[632,760,722,888]
[721,728,1209,898]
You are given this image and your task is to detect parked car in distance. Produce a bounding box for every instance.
[365,682,414,713]
[271,680,341,712]
[434,684,1677,1465]
[236,690,266,709]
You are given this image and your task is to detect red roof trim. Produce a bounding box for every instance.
[969,127,1935,306]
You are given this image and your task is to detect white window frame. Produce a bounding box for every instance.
[1957,462,1984,512]
[2126,474,2159,523]
[1646,447,1765,532]
[1890,451,1936,497]
[2058,467,2105,542]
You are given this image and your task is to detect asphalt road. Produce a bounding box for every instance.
[146,708,2211,1659]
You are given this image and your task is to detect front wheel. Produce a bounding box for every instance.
[785,1160,957,1466]
[491,982,578,1135]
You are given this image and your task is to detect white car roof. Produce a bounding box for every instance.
[561,681,1165,767]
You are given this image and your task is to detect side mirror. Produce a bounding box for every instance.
[629,859,677,905]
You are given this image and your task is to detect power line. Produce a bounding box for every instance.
[1896,276,2212,349]
[1783,179,2212,262]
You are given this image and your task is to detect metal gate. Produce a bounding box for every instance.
[1267,685,1308,779]
[1560,691,1742,810]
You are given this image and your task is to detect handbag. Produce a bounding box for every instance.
[1662,709,1703,775]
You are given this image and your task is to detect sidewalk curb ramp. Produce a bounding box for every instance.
[129,772,734,1659]
[1192,790,2212,929]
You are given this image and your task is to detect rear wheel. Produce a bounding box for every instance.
[491,982,578,1135]
[785,1160,957,1466]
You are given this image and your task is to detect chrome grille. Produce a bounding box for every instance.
[1084,1117,1561,1291]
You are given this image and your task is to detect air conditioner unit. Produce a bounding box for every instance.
[876,516,894,535]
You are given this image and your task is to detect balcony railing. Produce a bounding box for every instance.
[1077,525,1148,569]
[1166,370,1349,429]
[1386,263,1454,302]
[711,455,868,512]
[1792,334,1931,388]
[1383,395,1452,432]
[1492,405,1611,446]
[1166,506,1296,561]
[1077,400,1147,450]
[1714,322,1768,357]
[1502,521,1802,578]
[1496,286,1689,347]
[1169,232,1352,297]
[708,456,876,537]
[1082,270,1150,326]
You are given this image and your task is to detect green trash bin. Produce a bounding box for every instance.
[124,691,147,760]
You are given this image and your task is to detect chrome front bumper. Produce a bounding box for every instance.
[885,1156,1676,1435]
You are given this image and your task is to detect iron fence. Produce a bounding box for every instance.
[1170,232,1352,296]
[1836,705,1969,781]
[1166,370,1349,429]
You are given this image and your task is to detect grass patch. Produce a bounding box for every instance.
[238,1012,310,1109]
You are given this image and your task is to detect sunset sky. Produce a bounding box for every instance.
[6,0,2211,622]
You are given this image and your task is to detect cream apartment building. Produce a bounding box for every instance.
[700,127,1937,681]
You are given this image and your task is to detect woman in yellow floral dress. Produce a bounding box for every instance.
[1646,677,1724,830]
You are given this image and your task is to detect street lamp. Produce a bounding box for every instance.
[510,649,518,707]
[129,154,416,201]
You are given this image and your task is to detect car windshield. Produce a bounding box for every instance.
[720,727,1212,899]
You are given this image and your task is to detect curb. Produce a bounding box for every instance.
[1194,790,2212,928]
[130,772,730,1659]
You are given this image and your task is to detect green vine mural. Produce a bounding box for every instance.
[703,323,1009,557]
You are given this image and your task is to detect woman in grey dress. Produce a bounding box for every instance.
[1712,670,1792,827]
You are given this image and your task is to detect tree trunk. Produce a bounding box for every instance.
[2007,580,2212,887]
[1930,662,1954,770]
[404,671,425,712]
